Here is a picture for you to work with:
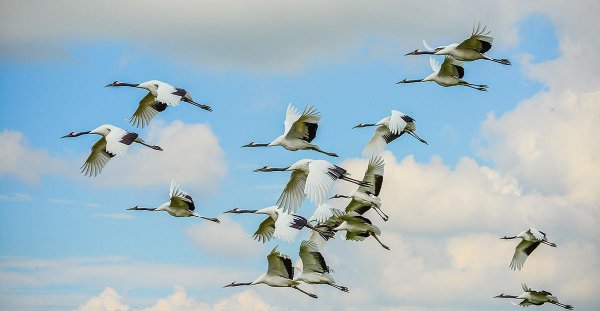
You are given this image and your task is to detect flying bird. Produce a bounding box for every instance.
[308,203,344,224]
[128,180,220,223]
[224,246,318,299]
[106,80,211,128]
[495,283,573,309]
[397,56,488,91]
[254,159,370,214]
[330,156,388,221]
[294,240,349,292]
[243,104,338,157]
[61,124,162,177]
[501,227,556,270]
[353,111,427,158]
[224,206,310,243]
[319,212,390,250]
[406,23,511,65]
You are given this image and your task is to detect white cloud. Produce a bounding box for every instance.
[0,1,529,71]
[84,120,226,195]
[74,286,278,311]
[0,130,68,183]
[185,216,262,259]
[75,287,129,311]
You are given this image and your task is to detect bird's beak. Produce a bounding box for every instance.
[242,142,254,147]
[352,124,362,129]
[223,209,235,214]
[329,195,340,199]
[60,134,70,138]
[253,166,268,172]
[127,206,138,210]
[405,49,418,56]
[223,282,235,288]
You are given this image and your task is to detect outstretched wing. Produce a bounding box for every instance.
[299,240,329,274]
[358,156,385,196]
[277,170,308,214]
[305,160,339,207]
[253,217,275,243]
[169,180,195,211]
[362,126,402,159]
[309,203,343,224]
[439,56,464,78]
[457,22,493,54]
[130,92,167,128]
[105,127,133,157]
[273,212,303,243]
[284,104,321,142]
[510,240,540,271]
[155,81,182,106]
[80,137,114,177]
[429,56,441,73]
[267,247,294,279]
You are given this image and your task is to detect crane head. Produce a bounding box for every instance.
[61,131,90,138]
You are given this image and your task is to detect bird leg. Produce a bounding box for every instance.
[182,98,213,111]
[310,146,338,157]
[372,205,389,222]
[461,83,488,92]
[199,216,220,223]
[134,140,163,151]
[328,283,349,293]
[371,233,390,250]
[549,301,573,310]
[292,286,318,299]
[407,131,428,145]
[542,240,557,247]
[340,175,371,187]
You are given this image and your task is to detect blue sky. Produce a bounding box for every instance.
[1,1,598,311]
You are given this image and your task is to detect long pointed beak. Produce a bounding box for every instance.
[223,209,236,214]
[405,50,418,56]
[60,134,69,138]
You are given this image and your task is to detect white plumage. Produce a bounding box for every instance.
[495,283,573,309]
[501,227,556,271]
[397,56,488,91]
[243,103,337,157]
[224,206,306,243]
[61,124,162,177]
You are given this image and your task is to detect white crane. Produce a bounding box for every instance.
[406,23,511,65]
[353,111,427,159]
[243,104,338,157]
[328,212,390,250]
[397,56,488,91]
[330,156,388,221]
[495,284,573,310]
[105,80,212,128]
[224,246,318,299]
[294,240,349,292]
[224,206,310,243]
[308,203,344,224]
[128,180,220,223]
[254,159,369,214]
[61,124,162,177]
[501,227,556,271]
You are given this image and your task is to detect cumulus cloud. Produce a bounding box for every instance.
[75,287,129,311]
[0,130,68,183]
[75,286,277,311]
[0,1,529,71]
[185,216,262,259]
[84,120,226,194]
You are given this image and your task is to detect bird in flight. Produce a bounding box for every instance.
[243,103,338,157]
[106,80,211,128]
[61,124,162,177]
[501,227,556,270]
[495,283,573,309]
[397,56,488,91]
[406,22,511,65]
[128,180,220,223]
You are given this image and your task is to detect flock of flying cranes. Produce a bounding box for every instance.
[60,23,573,309]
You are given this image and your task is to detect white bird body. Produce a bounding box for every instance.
[224,246,318,298]
[128,180,220,223]
[355,110,427,158]
[244,104,337,157]
[61,124,162,176]
[495,284,573,309]
[224,206,306,243]
[294,240,348,292]
[407,24,510,65]
[501,227,556,270]
[106,79,211,128]
[334,218,381,240]
[397,56,488,91]
[255,159,368,214]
